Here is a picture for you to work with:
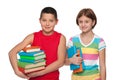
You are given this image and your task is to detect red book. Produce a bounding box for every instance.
[23,46,40,52]
[18,66,45,74]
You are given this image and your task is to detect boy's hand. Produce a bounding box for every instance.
[15,70,29,79]
[69,53,83,65]
[27,71,43,78]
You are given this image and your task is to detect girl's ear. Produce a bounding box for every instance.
[92,20,95,27]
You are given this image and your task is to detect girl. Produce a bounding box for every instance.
[65,8,106,80]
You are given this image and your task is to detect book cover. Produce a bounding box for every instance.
[20,54,46,60]
[18,66,45,74]
[18,60,46,69]
[18,50,45,57]
[23,46,40,52]
[67,46,80,70]
[19,58,45,64]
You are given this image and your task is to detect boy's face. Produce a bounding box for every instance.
[39,13,58,35]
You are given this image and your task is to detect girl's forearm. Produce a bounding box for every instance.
[100,66,106,80]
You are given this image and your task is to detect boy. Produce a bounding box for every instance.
[9,7,66,80]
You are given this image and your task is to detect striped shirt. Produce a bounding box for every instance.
[67,34,106,80]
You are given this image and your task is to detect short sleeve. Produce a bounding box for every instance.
[98,38,106,51]
[67,37,73,48]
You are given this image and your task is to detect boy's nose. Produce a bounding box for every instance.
[46,21,49,26]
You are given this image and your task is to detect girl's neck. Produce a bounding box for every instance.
[80,31,94,45]
[81,31,94,38]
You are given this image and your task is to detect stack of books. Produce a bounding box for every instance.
[18,46,46,74]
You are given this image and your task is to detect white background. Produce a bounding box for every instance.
[0,0,120,80]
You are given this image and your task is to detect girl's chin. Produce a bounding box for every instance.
[82,30,87,32]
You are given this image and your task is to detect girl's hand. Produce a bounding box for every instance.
[69,53,83,65]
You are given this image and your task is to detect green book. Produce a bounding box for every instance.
[20,54,46,60]
[19,58,45,64]
[18,60,46,69]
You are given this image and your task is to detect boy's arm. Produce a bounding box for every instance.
[65,53,71,65]
[27,34,66,77]
[99,48,106,80]
[9,34,33,78]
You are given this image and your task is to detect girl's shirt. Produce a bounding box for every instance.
[30,30,61,80]
[67,34,106,76]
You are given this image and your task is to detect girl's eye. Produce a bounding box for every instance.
[79,21,82,23]
[42,19,46,22]
[85,21,89,23]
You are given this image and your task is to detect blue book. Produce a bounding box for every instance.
[67,46,80,70]
[18,50,44,57]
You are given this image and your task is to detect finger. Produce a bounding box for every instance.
[73,53,79,57]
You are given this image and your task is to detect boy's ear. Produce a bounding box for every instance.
[39,18,41,23]
[56,19,58,24]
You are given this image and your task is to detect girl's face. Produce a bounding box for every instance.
[78,15,95,33]
[40,13,58,35]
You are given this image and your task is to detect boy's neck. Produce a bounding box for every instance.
[42,30,54,36]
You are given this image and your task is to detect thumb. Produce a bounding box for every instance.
[73,53,79,57]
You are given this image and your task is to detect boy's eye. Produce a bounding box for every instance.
[50,20,54,22]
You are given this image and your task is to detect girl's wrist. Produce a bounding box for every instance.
[69,58,73,64]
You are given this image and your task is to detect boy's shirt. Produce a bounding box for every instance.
[30,30,61,80]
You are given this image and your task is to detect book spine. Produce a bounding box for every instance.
[20,56,35,60]
[25,61,46,69]
[19,59,45,64]
[25,66,45,73]
[18,60,46,69]
[18,51,44,57]
[22,46,40,52]
[20,54,46,60]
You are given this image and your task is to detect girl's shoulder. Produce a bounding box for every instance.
[70,34,80,39]
[94,34,105,41]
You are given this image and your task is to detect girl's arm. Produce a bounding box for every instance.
[9,34,33,79]
[27,34,66,77]
[99,48,106,80]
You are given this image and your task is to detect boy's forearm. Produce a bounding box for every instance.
[39,60,64,76]
[9,50,19,73]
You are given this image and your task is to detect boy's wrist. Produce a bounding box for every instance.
[14,68,20,74]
